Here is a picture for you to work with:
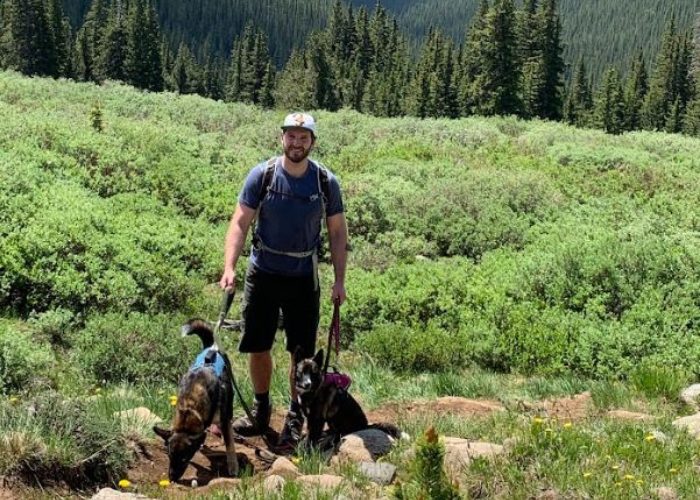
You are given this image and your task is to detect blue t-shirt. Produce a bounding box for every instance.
[239,158,344,276]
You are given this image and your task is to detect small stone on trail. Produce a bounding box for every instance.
[358,461,397,485]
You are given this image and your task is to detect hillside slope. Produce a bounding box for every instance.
[61,0,700,78]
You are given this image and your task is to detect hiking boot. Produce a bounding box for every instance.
[278,410,304,449]
[232,399,271,437]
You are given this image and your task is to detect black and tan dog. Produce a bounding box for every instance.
[294,348,406,449]
[153,319,238,481]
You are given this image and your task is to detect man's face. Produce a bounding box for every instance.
[282,128,315,163]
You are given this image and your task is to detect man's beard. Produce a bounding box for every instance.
[284,144,312,163]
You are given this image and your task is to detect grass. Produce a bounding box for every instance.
[5,342,700,498]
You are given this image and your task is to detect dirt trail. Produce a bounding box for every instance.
[0,394,593,499]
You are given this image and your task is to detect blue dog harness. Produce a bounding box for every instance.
[190,348,225,376]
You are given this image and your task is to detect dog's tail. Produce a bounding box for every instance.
[368,422,411,441]
[182,318,217,350]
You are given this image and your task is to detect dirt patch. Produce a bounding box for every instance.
[367,397,505,423]
[0,487,18,500]
[518,392,593,421]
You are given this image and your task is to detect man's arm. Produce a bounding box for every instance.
[219,203,257,290]
[326,212,348,304]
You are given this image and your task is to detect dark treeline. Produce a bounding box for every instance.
[2,0,700,137]
[364,0,700,83]
[58,0,700,83]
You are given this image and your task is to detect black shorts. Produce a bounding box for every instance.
[239,264,320,357]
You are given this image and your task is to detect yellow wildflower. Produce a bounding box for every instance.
[118,479,131,488]
[533,417,544,424]
[645,434,655,442]
[583,472,592,478]
[169,395,178,406]
[611,465,619,470]
[669,468,678,474]
[623,474,634,480]
[8,396,19,405]
[159,479,170,487]
[291,457,300,465]
[563,422,573,429]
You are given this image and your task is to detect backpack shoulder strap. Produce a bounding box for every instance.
[257,157,277,206]
[313,161,331,213]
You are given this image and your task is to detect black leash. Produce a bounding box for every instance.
[322,298,341,375]
[215,289,280,462]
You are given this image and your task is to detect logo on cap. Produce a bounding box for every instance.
[293,113,306,126]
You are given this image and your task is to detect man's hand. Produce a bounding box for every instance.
[220,268,236,291]
[331,280,346,305]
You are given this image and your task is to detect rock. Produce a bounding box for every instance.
[672,414,700,438]
[297,474,348,490]
[358,461,397,485]
[681,384,700,409]
[334,429,396,463]
[443,439,504,483]
[651,430,667,443]
[268,456,300,478]
[651,486,678,500]
[113,407,163,426]
[606,410,653,421]
[194,478,241,496]
[263,475,286,493]
[206,478,241,488]
[89,489,153,500]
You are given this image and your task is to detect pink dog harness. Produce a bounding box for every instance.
[324,371,352,390]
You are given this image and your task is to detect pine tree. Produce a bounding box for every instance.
[537,0,565,119]
[348,6,371,111]
[202,54,224,100]
[474,0,522,116]
[259,60,276,108]
[642,18,679,130]
[594,66,625,134]
[692,12,700,81]
[225,36,243,102]
[172,41,196,94]
[683,82,700,136]
[99,0,127,82]
[623,51,648,131]
[75,0,109,81]
[47,0,71,77]
[3,0,56,76]
[274,48,315,110]
[458,0,489,115]
[307,31,339,110]
[563,55,592,127]
[125,0,163,91]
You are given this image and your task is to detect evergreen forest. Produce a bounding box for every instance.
[2,0,700,137]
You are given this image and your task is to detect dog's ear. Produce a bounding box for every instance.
[153,426,173,443]
[313,349,324,367]
[293,345,305,364]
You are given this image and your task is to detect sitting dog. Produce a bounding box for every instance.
[153,319,238,481]
[294,348,405,449]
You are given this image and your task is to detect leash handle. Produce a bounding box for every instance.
[323,298,341,374]
[216,288,235,332]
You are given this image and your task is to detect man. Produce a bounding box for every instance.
[219,112,348,448]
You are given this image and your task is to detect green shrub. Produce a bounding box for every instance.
[71,313,193,384]
[0,321,55,393]
[355,321,470,373]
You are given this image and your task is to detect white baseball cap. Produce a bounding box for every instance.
[281,112,317,137]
